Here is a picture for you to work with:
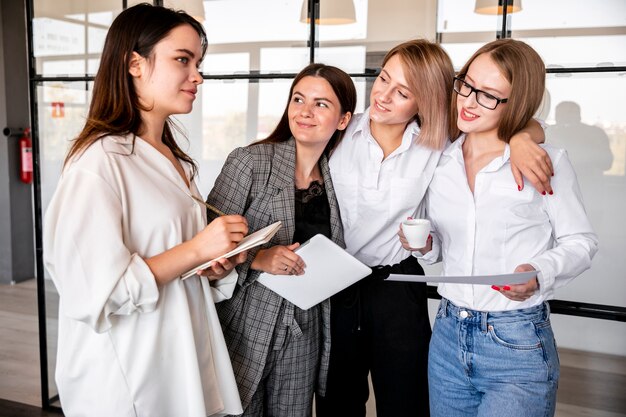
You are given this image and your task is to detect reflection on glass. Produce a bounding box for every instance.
[544,74,626,308]
[33,0,124,76]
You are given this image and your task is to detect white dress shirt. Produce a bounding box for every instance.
[44,135,242,417]
[422,135,598,311]
[330,109,442,266]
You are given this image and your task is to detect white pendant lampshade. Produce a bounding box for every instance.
[300,0,356,25]
[474,0,523,14]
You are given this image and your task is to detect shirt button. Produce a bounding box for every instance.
[459,310,469,319]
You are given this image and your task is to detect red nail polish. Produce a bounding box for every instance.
[517,185,522,191]
[428,234,432,240]
[503,286,511,291]
[541,191,546,195]
[549,191,553,195]
[552,172,554,177]
[491,285,500,291]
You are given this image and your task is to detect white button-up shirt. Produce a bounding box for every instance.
[423,135,598,311]
[330,109,442,266]
[44,135,242,417]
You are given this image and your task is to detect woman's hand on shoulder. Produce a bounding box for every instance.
[397,225,432,254]
[251,243,306,276]
[193,215,249,261]
[509,131,554,195]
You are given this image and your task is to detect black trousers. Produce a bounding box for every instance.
[316,256,431,417]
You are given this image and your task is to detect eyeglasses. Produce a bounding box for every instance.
[453,77,508,110]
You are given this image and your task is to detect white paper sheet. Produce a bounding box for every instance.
[387,270,536,285]
[257,234,372,310]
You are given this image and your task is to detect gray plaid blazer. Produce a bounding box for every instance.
[206,138,344,409]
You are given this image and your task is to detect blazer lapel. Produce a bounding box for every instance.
[267,138,297,244]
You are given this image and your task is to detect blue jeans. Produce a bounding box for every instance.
[428,298,559,417]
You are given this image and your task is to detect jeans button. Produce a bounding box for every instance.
[459,310,469,319]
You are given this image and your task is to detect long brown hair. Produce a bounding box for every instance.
[63,3,207,176]
[452,39,545,143]
[255,63,356,156]
[381,39,457,149]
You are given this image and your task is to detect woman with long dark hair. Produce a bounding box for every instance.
[206,63,356,416]
[44,4,247,416]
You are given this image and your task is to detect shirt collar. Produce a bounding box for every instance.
[350,107,422,155]
[443,133,512,171]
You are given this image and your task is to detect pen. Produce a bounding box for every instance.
[191,195,227,217]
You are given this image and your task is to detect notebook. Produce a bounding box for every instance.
[257,234,371,310]
[181,221,282,280]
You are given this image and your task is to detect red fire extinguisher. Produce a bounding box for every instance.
[19,128,33,184]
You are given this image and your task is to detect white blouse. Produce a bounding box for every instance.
[44,135,242,417]
[330,109,442,267]
[422,135,598,311]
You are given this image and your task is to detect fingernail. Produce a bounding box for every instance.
[503,286,511,291]
[552,172,554,177]
[517,185,522,191]
[407,216,413,220]
[541,191,546,195]
[549,190,553,195]
[491,285,500,291]
[428,234,432,240]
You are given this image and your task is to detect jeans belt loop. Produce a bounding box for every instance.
[440,298,448,318]
[481,311,489,333]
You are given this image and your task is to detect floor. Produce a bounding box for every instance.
[1,279,625,417]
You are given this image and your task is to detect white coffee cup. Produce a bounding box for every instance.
[401,219,431,248]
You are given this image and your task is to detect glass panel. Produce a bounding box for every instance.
[437,0,502,34]
[519,36,626,69]
[510,0,626,67]
[166,0,309,75]
[32,0,128,76]
[509,0,626,31]
[544,73,626,309]
[318,0,440,73]
[37,80,92,405]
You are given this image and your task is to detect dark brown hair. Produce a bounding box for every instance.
[255,63,356,155]
[381,39,457,149]
[452,39,545,143]
[63,3,207,175]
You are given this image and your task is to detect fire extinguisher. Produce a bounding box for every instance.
[19,128,33,184]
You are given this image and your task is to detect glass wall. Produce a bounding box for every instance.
[30,0,625,408]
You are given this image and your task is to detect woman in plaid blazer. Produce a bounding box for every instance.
[206,64,356,417]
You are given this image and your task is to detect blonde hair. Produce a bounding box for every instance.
[453,39,545,143]
[382,39,456,150]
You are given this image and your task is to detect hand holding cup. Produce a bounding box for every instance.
[401,218,431,249]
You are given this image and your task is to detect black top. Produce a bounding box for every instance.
[293,180,331,243]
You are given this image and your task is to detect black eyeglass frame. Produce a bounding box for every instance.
[453,76,509,110]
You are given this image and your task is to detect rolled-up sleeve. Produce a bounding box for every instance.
[528,149,599,296]
[44,168,159,333]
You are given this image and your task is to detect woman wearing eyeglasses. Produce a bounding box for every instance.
[406,39,598,417]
